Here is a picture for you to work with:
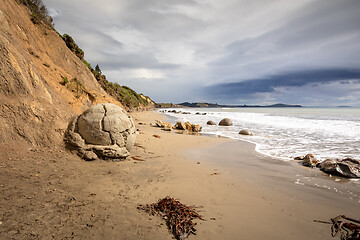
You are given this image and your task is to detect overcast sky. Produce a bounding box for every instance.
[43,0,360,106]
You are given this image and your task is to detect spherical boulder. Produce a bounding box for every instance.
[219,118,233,126]
[239,129,253,136]
[207,120,216,125]
[65,103,136,161]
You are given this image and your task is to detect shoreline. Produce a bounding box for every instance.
[158,107,360,161]
[132,110,360,239]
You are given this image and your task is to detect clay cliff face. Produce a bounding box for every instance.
[0,0,122,148]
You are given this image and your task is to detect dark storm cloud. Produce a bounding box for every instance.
[206,69,360,98]
[209,0,360,85]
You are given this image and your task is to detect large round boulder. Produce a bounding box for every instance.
[65,103,136,161]
[219,118,233,126]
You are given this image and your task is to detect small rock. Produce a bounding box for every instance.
[302,154,319,167]
[184,122,192,131]
[207,120,216,125]
[155,120,165,128]
[163,121,173,130]
[191,124,202,132]
[174,121,186,130]
[239,129,253,136]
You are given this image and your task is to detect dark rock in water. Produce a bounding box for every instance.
[319,158,360,178]
[219,118,233,126]
[196,112,200,115]
[294,156,304,160]
[239,129,253,136]
[207,120,216,125]
[302,154,319,168]
[318,159,338,173]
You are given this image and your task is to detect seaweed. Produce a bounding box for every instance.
[138,197,203,239]
[314,215,360,240]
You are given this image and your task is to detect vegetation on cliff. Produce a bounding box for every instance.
[53,28,153,109]
[92,65,153,109]
[61,34,84,60]
[19,0,153,110]
[59,33,153,109]
[19,0,53,27]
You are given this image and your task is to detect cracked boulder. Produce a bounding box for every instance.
[65,103,136,161]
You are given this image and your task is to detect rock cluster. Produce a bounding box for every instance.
[174,121,202,132]
[206,118,254,136]
[295,154,360,178]
[65,103,136,161]
[154,120,202,132]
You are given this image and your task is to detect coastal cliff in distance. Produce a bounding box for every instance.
[177,102,302,108]
[0,0,152,148]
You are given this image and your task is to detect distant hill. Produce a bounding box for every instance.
[177,102,302,108]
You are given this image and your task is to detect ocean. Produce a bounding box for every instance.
[160,107,360,162]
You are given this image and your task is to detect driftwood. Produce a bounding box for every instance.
[314,215,360,240]
[138,197,203,240]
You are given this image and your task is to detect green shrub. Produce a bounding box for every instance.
[61,34,84,60]
[83,60,93,71]
[60,76,69,86]
[20,0,54,27]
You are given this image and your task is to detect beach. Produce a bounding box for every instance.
[0,110,359,239]
[132,110,359,240]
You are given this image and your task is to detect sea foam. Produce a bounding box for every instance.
[161,107,360,161]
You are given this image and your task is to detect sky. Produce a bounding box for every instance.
[43,0,360,106]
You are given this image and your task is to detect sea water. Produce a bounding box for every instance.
[160,107,360,161]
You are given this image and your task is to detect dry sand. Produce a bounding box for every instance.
[0,110,359,240]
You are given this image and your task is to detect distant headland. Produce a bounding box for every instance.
[156,102,302,108]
